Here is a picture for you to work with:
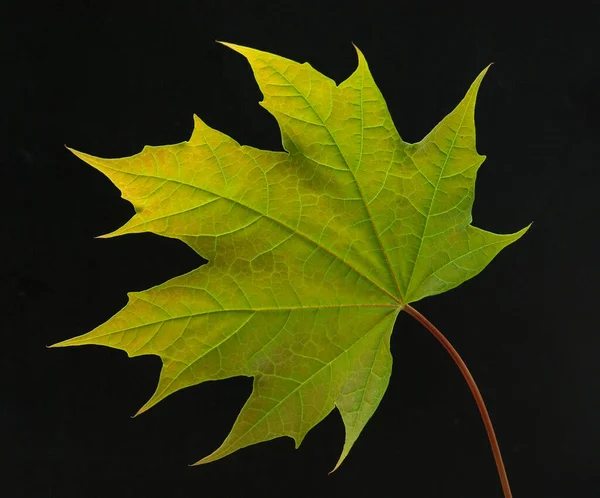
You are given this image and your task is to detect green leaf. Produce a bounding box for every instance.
[52,42,529,470]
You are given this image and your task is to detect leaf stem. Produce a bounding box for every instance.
[403,304,512,498]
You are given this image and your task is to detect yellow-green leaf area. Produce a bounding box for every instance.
[52,42,529,470]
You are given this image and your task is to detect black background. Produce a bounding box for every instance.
[2,1,599,497]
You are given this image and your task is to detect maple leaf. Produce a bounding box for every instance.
[52,42,529,475]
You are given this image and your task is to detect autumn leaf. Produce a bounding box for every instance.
[51,42,529,473]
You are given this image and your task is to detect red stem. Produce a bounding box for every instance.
[403,304,513,498]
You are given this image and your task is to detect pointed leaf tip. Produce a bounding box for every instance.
[65,145,80,157]
[94,231,119,240]
[190,454,213,467]
[133,396,159,418]
[352,43,365,60]
[329,462,341,475]
[475,63,493,84]
[189,454,215,467]
[329,447,350,474]
[131,407,144,419]
[47,338,71,348]
[47,337,80,348]
[217,40,246,53]
[215,39,234,49]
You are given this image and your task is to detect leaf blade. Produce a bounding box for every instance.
[53,43,530,470]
